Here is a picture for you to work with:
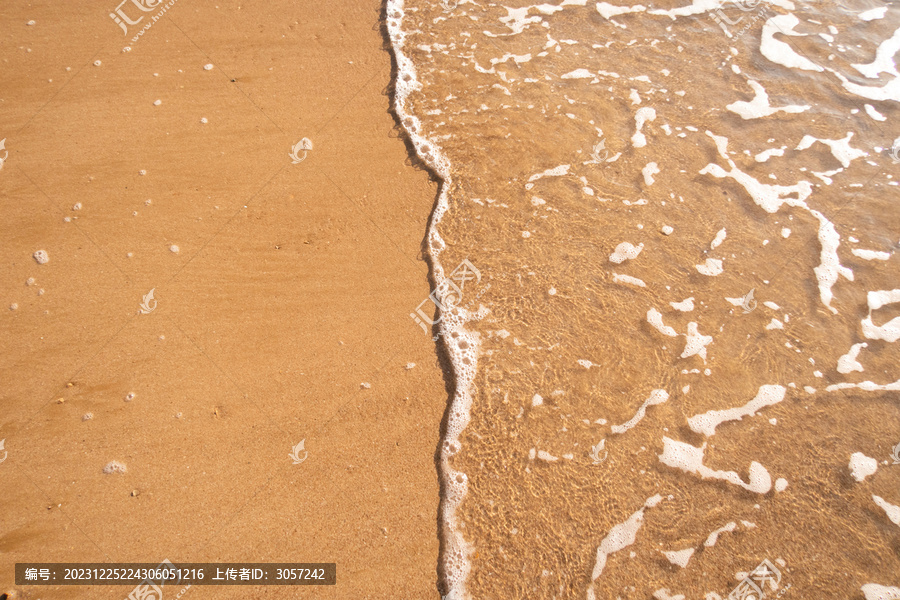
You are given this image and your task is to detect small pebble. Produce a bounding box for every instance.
[360,382,371,389]
[125,392,136,402]
[405,362,416,370]
[93,60,101,67]
[200,117,208,124]
[169,244,180,253]
[153,99,161,106]
[131,489,139,497]
[9,303,18,311]
[56,398,65,404]
[33,250,49,264]
[72,202,82,210]
[661,225,674,235]
[27,20,35,25]
[144,199,152,205]
[126,252,134,258]
[37,289,44,296]
[82,413,93,421]
[203,63,214,71]
[139,169,147,175]
[26,278,35,286]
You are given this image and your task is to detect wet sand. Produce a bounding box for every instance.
[0,2,446,599]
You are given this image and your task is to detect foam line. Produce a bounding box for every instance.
[386,4,478,598]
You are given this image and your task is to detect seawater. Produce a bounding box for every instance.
[388,1,900,598]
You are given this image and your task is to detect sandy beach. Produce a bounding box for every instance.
[5,1,900,599]
[1,1,446,598]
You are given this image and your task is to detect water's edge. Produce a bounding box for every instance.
[385,2,477,598]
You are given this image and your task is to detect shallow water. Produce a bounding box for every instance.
[389,1,900,598]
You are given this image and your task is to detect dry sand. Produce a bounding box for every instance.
[1,2,446,598]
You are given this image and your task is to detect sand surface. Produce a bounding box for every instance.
[1,2,445,598]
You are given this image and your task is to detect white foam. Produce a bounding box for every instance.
[613,273,646,287]
[648,309,678,337]
[765,318,783,330]
[596,2,646,19]
[642,162,660,186]
[760,14,824,72]
[852,25,900,79]
[681,322,712,361]
[755,147,785,162]
[590,494,663,581]
[872,495,900,526]
[726,80,809,119]
[537,449,559,462]
[649,0,793,20]
[632,107,656,148]
[795,133,866,168]
[837,342,867,374]
[844,52,900,94]
[386,3,479,596]
[862,584,900,600]
[661,548,694,569]
[670,297,694,312]
[710,228,727,249]
[852,248,890,261]
[562,68,595,79]
[826,379,900,392]
[659,437,772,493]
[33,250,49,264]
[860,7,888,21]
[611,389,669,434]
[775,478,789,492]
[849,452,878,482]
[700,132,850,313]
[609,241,643,264]
[703,522,736,547]
[688,385,786,437]
[696,258,723,276]
[653,589,685,600]
[864,104,887,121]
[862,289,900,342]
[528,164,570,183]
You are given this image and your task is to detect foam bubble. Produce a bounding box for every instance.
[103,461,127,474]
[849,452,878,482]
[33,250,49,264]
[688,385,786,437]
[609,241,643,264]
